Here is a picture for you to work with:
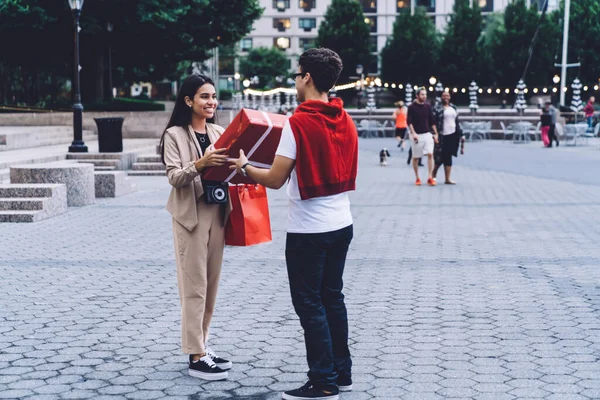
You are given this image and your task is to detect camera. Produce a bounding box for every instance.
[204,181,229,204]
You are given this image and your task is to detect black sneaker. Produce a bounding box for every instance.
[337,375,353,392]
[282,382,339,400]
[188,355,228,381]
[205,346,232,370]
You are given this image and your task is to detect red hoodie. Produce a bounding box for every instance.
[288,97,358,200]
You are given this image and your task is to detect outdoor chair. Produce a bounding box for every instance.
[534,121,542,142]
[500,121,513,142]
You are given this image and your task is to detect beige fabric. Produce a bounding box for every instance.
[172,199,225,354]
[163,123,232,231]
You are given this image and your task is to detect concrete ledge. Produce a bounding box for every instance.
[10,163,95,206]
[94,171,136,198]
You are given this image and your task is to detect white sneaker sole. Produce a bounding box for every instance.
[282,393,339,400]
[339,384,353,391]
[216,361,232,370]
[189,369,228,381]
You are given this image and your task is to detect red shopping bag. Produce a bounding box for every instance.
[225,184,272,246]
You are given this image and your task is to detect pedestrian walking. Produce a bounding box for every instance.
[159,74,232,381]
[540,103,552,147]
[584,96,595,132]
[392,101,408,150]
[432,91,462,184]
[230,48,357,400]
[407,87,439,186]
[547,102,559,147]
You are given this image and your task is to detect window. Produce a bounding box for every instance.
[359,0,377,13]
[536,0,547,11]
[240,38,252,51]
[299,38,316,51]
[416,0,435,12]
[274,37,291,50]
[273,18,291,32]
[364,16,377,33]
[299,18,317,32]
[397,0,410,11]
[273,0,290,11]
[478,0,493,12]
[299,0,316,12]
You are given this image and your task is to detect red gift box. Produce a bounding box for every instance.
[202,109,288,184]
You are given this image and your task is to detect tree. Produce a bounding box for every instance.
[562,0,600,85]
[487,0,560,87]
[380,7,439,86]
[0,0,263,104]
[316,0,371,82]
[439,0,483,87]
[239,47,290,89]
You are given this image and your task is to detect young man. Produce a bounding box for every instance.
[230,48,358,400]
[407,87,439,186]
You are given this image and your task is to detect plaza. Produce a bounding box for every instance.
[1,138,599,400]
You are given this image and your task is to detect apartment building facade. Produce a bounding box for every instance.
[234,0,559,80]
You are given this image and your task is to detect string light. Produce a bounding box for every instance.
[496,89,501,94]
[429,86,434,91]
[505,89,510,94]
[384,83,389,88]
[453,88,458,93]
[583,86,588,91]
[595,85,599,91]
[461,88,466,93]
[524,88,529,94]
[487,88,492,94]
[478,89,483,94]
[533,88,538,93]
[553,87,558,93]
[543,88,548,93]
[391,83,396,88]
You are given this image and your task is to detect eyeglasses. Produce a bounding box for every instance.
[292,72,307,80]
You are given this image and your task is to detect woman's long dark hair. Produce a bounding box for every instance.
[160,74,216,164]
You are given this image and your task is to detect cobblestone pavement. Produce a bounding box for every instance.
[1,139,600,400]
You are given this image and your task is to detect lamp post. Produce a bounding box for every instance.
[68,0,87,153]
[106,21,113,100]
[356,64,364,109]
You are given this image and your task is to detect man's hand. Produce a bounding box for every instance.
[413,135,419,143]
[194,147,227,172]
[434,134,439,144]
[228,149,249,175]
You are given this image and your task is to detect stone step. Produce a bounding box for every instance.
[66,153,123,160]
[0,197,47,211]
[136,155,162,163]
[94,166,117,171]
[0,183,67,223]
[132,162,165,171]
[0,210,42,223]
[95,171,136,198]
[0,183,64,198]
[0,126,95,151]
[128,170,167,177]
[74,159,121,167]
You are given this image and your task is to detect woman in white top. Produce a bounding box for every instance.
[433,91,463,184]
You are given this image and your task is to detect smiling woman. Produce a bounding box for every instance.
[158,74,233,382]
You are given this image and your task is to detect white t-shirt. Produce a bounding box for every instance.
[442,106,458,135]
[275,121,353,234]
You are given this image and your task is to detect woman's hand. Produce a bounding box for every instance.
[228,149,249,175]
[194,147,228,172]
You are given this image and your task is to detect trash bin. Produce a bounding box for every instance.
[94,117,124,152]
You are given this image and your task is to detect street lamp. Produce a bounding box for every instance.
[429,76,437,85]
[67,0,88,153]
[553,74,560,84]
[234,72,241,92]
[106,21,114,100]
[356,64,364,108]
[243,79,251,88]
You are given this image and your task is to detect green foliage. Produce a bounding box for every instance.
[316,0,372,81]
[0,0,262,104]
[487,0,560,87]
[239,47,289,89]
[380,7,439,85]
[439,0,483,87]
[562,0,600,84]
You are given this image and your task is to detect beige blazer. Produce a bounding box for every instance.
[164,123,232,231]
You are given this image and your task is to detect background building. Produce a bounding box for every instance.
[236,0,559,77]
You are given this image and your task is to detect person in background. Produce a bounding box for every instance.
[392,101,408,150]
[432,91,462,184]
[584,96,595,132]
[407,87,439,186]
[540,103,552,147]
[546,102,559,147]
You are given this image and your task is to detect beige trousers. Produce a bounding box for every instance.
[172,199,225,355]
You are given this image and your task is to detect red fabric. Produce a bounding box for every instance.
[202,109,288,184]
[225,184,272,246]
[288,98,358,200]
[541,126,550,147]
[584,102,595,118]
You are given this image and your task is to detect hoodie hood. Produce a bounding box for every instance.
[295,97,345,119]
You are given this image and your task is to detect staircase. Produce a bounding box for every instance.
[66,153,131,171]
[0,184,68,222]
[129,155,166,176]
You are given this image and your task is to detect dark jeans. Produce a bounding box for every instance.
[285,225,353,388]
[548,123,558,146]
